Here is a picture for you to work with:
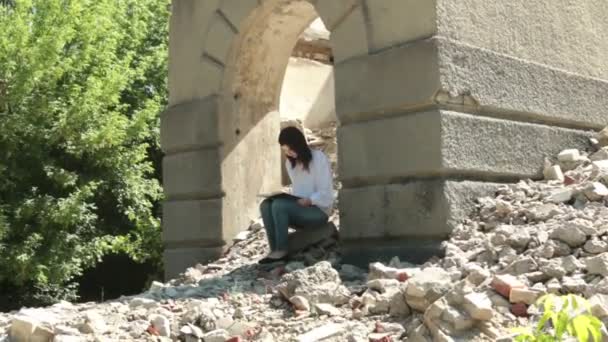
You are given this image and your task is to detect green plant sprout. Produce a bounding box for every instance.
[513,294,604,342]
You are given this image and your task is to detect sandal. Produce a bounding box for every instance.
[258,254,289,264]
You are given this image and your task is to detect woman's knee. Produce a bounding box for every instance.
[270,198,293,212]
[260,199,272,214]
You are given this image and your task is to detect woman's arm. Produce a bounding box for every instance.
[309,152,334,208]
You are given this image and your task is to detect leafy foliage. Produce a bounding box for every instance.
[0,0,168,306]
[514,294,604,342]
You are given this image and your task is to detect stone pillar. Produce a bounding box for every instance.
[335,0,608,265]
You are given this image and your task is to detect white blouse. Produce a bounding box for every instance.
[286,149,335,216]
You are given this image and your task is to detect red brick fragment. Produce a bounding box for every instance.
[511,303,529,317]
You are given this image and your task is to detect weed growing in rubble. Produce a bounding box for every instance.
[513,294,603,342]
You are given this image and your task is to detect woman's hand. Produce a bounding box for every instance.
[297,198,312,207]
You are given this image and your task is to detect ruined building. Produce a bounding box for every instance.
[161,0,608,278]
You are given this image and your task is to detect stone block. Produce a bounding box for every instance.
[162,199,223,244]
[365,0,437,51]
[329,6,368,62]
[162,148,222,199]
[335,39,439,123]
[168,0,222,105]
[161,96,220,154]
[288,222,337,254]
[338,110,592,184]
[339,180,497,240]
[163,246,223,280]
[437,37,608,129]
[219,0,258,29]
[314,0,358,30]
[204,13,237,64]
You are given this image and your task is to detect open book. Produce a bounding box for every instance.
[257,189,300,200]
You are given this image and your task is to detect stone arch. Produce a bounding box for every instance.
[162,0,606,278]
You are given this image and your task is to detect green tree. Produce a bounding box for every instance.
[0,0,168,306]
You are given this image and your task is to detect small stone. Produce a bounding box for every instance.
[558,149,581,162]
[462,292,493,321]
[368,333,392,342]
[546,279,562,294]
[544,165,564,182]
[129,297,159,309]
[584,182,608,201]
[405,268,452,312]
[590,147,608,161]
[9,316,54,342]
[149,281,166,294]
[314,303,341,316]
[509,288,542,305]
[368,263,408,281]
[202,329,231,342]
[375,322,405,335]
[464,264,491,286]
[585,253,608,276]
[584,239,608,254]
[79,310,107,334]
[562,276,587,294]
[296,323,345,342]
[550,226,587,247]
[589,294,608,318]
[597,127,608,147]
[441,306,474,331]
[289,295,310,311]
[546,188,574,203]
[150,314,171,337]
[234,230,250,242]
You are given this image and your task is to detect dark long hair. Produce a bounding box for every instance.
[279,126,312,171]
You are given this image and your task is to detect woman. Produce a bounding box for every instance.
[258,126,334,264]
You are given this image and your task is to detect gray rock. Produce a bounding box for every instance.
[585,253,608,276]
[550,226,587,247]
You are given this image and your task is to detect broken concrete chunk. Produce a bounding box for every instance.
[9,316,54,342]
[584,182,608,201]
[289,296,310,311]
[585,253,608,276]
[550,226,587,247]
[296,323,345,342]
[598,127,608,147]
[546,188,574,203]
[558,149,581,162]
[509,288,542,305]
[544,165,565,182]
[590,147,608,161]
[314,303,341,317]
[406,268,453,312]
[589,294,608,318]
[462,292,493,321]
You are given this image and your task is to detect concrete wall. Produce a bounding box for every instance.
[437,0,608,80]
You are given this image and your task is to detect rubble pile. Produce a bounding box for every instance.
[1,128,608,342]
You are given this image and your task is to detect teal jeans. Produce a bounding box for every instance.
[260,196,329,252]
